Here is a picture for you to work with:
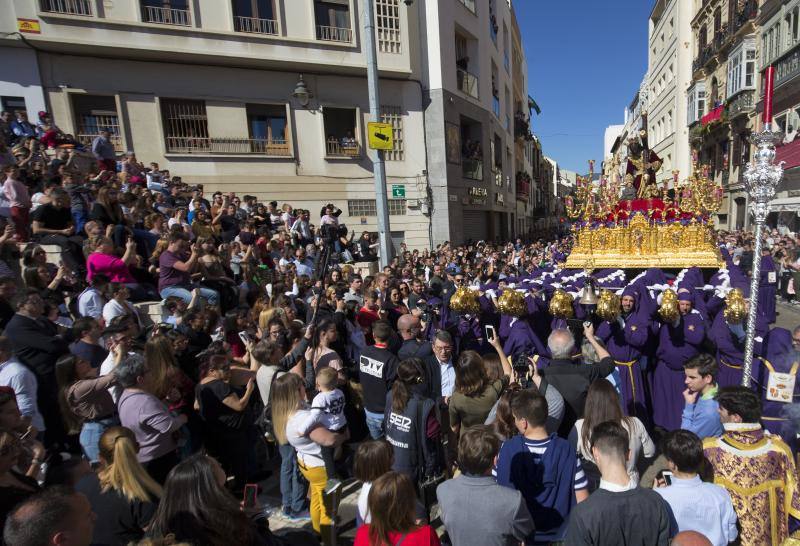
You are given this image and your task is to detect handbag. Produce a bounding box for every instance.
[415,399,445,514]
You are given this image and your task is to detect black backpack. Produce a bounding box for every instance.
[254,369,281,443]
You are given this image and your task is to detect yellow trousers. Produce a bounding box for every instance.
[297,459,330,534]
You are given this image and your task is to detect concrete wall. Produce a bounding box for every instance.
[0,45,47,118]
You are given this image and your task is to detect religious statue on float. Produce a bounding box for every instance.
[624,113,663,199]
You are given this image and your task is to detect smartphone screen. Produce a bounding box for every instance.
[485,325,495,340]
[661,470,673,486]
[238,331,251,345]
[243,484,258,508]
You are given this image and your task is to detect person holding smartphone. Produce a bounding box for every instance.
[448,327,513,440]
[653,430,738,546]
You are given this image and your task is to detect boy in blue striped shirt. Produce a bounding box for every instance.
[496,390,588,545]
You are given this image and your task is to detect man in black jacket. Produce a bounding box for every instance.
[397,314,433,361]
[4,290,69,446]
[540,323,616,437]
[565,421,674,544]
[358,320,399,439]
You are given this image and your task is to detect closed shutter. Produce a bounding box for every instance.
[462,211,488,244]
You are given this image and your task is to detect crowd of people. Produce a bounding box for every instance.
[0,111,799,546]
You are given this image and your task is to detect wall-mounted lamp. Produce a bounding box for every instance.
[291,75,313,107]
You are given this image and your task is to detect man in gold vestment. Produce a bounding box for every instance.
[703,387,800,546]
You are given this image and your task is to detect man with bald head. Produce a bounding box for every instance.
[672,531,713,546]
[397,314,433,361]
[540,324,616,436]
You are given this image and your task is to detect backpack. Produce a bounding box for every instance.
[254,368,282,443]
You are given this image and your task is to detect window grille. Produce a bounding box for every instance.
[376,0,401,53]
[348,199,407,216]
[161,99,210,153]
[380,105,404,161]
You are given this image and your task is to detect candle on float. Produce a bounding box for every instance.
[763,65,775,125]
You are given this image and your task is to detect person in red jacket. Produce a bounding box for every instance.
[354,471,441,546]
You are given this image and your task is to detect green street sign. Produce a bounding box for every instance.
[391,184,405,198]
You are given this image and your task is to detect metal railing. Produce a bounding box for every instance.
[76,114,123,151]
[40,0,93,16]
[165,137,291,155]
[316,25,352,43]
[726,89,755,119]
[462,158,483,180]
[457,0,476,13]
[493,168,503,187]
[457,68,479,99]
[326,138,361,157]
[141,5,191,26]
[233,16,278,35]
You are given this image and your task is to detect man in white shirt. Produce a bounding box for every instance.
[0,335,45,432]
[77,274,109,323]
[654,430,737,546]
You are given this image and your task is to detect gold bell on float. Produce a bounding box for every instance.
[549,289,575,319]
[724,288,747,325]
[450,286,480,315]
[579,279,599,306]
[595,289,621,322]
[497,289,526,317]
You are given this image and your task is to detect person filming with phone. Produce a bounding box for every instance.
[448,326,513,440]
[653,430,738,546]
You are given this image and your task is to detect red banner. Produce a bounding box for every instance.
[701,104,724,126]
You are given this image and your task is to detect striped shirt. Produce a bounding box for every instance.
[523,437,588,491]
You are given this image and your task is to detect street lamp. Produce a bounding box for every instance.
[741,68,784,387]
[291,74,312,107]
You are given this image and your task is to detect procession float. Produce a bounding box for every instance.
[563,128,724,269]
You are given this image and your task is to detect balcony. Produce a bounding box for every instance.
[514,113,532,141]
[689,122,704,144]
[316,25,352,43]
[462,158,483,180]
[141,5,191,26]
[726,89,755,119]
[165,137,291,156]
[234,16,278,35]
[775,47,800,89]
[731,0,758,35]
[457,68,479,99]
[457,0,476,13]
[516,172,531,200]
[493,167,503,187]
[693,43,716,73]
[325,138,360,158]
[40,0,92,15]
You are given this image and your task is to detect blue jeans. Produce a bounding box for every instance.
[80,417,117,463]
[160,285,219,306]
[278,443,307,513]
[364,409,385,439]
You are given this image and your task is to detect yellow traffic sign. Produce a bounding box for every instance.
[367,122,394,150]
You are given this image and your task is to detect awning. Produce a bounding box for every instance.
[776,138,800,170]
[769,196,800,212]
[702,104,724,126]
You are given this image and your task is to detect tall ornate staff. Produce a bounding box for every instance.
[741,66,784,387]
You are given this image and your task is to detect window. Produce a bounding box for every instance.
[727,39,756,97]
[315,0,352,42]
[141,0,191,26]
[232,0,277,35]
[687,82,706,124]
[72,95,122,152]
[0,96,26,115]
[376,0,401,53]
[323,107,359,157]
[161,98,209,153]
[246,104,290,155]
[380,105,404,161]
[347,199,406,216]
[40,0,93,16]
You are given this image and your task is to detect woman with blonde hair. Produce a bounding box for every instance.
[76,426,161,545]
[272,372,345,537]
[353,471,440,546]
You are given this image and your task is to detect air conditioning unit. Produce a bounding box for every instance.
[407,199,420,209]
